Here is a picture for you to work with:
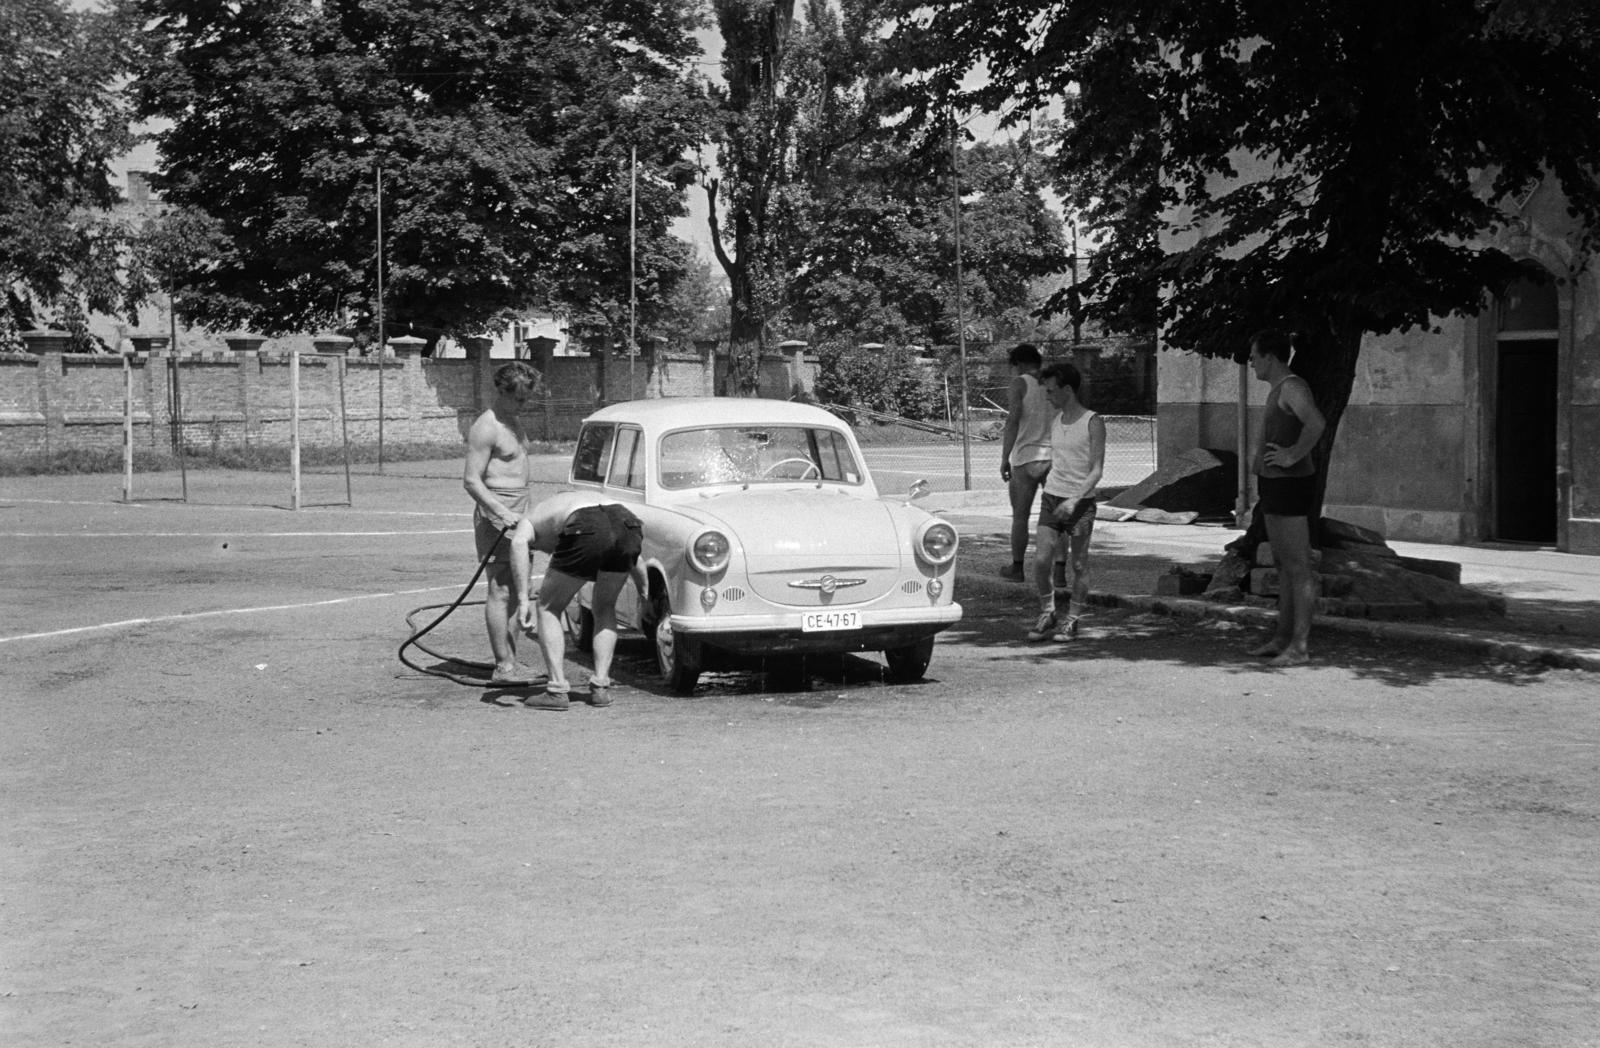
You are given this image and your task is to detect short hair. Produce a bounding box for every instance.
[493,361,541,395]
[1250,328,1295,363]
[1008,342,1042,367]
[1039,362,1082,394]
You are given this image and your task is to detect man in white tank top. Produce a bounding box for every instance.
[1028,363,1106,642]
[999,343,1065,589]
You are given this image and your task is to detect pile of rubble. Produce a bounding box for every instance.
[1165,519,1506,620]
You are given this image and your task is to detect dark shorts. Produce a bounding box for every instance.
[473,487,531,563]
[549,504,643,581]
[1039,493,1097,537]
[1256,474,1317,517]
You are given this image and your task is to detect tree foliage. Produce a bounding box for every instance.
[124,0,713,340]
[891,0,1600,515]
[708,0,1067,394]
[1,0,140,346]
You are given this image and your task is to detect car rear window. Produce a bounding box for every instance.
[658,426,862,489]
[572,423,615,483]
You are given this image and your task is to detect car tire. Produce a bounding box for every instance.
[646,589,701,694]
[563,603,594,654]
[883,637,935,683]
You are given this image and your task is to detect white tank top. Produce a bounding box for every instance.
[1043,409,1099,498]
[1008,373,1054,466]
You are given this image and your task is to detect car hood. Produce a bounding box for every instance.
[694,489,904,605]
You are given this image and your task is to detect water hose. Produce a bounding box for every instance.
[397,523,545,688]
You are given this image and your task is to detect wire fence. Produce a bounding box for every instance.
[822,403,1157,488]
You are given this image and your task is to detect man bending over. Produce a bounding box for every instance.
[510,491,648,710]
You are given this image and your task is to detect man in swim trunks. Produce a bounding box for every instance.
[463,361,543,687]
[509,491,648,709]
[1246,329,1326,666]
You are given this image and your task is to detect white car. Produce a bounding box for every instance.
[561,398,962,693]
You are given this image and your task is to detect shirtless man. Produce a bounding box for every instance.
[462,361,543,687]
[508,491,648,710]
[1245,329,1326,666]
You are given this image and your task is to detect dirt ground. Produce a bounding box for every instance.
[2,462,1597,1047]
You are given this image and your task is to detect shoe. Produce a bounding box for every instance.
[998,564,1026,582]
[523,685,570,711]
[1053,616,1081,642]
[1026,610,1058,641]
[587,678,613,707]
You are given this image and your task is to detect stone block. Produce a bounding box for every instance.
[1396,556,1462,583]
[1206,550,1252,593]
[1321,516,1389,548]
[1155,567,1211,596]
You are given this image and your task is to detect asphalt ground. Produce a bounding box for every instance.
[3,459,1596,1047]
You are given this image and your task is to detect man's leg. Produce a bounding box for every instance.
[535,569,588,692]
[1028,523,1062,639]
[484,562,521,677]
[1058,517,1095,637]
[588,570,630,686]
[1004,468,1040,578]
[1250,513,1314,663]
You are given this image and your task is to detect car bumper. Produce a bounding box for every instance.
[667,604,962,655]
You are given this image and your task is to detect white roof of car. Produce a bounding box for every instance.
[583,397,847,433]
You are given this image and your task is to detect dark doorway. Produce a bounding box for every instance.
[1495,340,1558,542]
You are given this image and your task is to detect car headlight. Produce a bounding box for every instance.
[687,529,731,574]
[915,520,958,565]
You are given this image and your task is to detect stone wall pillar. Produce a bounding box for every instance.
[20,330,72,355]
[695,339,719,398]
[463,336,495,412]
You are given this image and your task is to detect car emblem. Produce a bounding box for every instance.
[788,575,867,592]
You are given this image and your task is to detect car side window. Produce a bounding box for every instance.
[572,423,615,483]
[607,427,644,490]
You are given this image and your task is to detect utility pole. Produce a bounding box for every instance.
[630,144,638,399]
[375,164,386,474]
[950,116,972,492]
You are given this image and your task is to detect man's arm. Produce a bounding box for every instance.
[510,518,536,627]
[1267,378,1326,468]
[999,374,1027,479]
[462,415,521,529]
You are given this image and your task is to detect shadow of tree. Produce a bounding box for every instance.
[953,541,1562,691]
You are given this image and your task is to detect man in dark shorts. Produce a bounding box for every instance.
[509,491,647,709]
[1247,329,1326,666]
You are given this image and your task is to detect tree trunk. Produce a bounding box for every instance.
[1292,320,1365,545]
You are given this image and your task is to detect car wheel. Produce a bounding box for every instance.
[883,637,935,683]
[647,589,702,694]
[563,602,594,654]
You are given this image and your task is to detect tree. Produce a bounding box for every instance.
[124,0,712,341]
[891,0,1600,523]
[1,0,140,348]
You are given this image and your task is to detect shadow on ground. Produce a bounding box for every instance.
[955,538,1568,691]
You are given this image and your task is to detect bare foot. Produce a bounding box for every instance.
[1247,641,1284,658]
[1268,649,1310,667]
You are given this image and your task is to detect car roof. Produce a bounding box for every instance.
[582,397,848,432]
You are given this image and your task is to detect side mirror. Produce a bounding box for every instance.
[906,478,931,502]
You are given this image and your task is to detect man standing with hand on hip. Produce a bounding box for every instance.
[1246,329,1326,666]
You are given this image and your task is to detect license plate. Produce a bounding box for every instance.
[801,610,861,633]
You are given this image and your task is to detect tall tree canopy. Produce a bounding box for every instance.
[891,0,1600,509]
[709,0,1066,391]
[1,0,139,345]
[124,0,712,339]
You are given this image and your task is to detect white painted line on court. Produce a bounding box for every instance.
[0,583,487,645]
[3,530,472,539]
[0,497,468,517]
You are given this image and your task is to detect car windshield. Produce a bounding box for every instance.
[659,426,864,489]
